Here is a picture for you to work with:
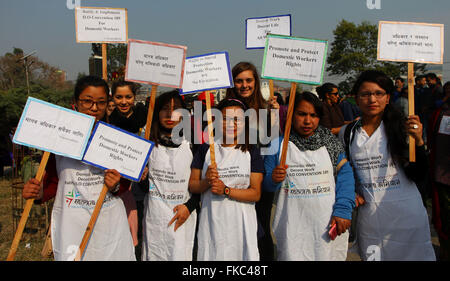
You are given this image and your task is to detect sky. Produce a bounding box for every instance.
[1,0,449,85]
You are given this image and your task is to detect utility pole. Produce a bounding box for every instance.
[18,50,36,96]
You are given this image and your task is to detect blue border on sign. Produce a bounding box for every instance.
[81,121,155,182]
[12,97,95,160]
[245,14,292,50]
[180,51,234,95]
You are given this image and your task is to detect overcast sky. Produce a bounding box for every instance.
[1,0,449,84]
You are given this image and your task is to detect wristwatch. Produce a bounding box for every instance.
[224,186,231,197]
[111,183,120,195]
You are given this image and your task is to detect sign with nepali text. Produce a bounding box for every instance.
[377,21,444,64]
[125,39,187,88]
[13,97,95,160]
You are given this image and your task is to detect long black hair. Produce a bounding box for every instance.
[150,90,186,146]
[351,70,408,166]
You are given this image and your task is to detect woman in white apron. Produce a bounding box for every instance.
[22,75,135,261]
[141,90,199,261]
[339,70,435,261]
[263,92,355,261]
[189,98,264,261]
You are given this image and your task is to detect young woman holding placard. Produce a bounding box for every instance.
[189,98,264,261]
[263,92,355,261]
[141,90,199,261]
[338,70,435,261]
[22,76,135,261]
[225,62,279,260]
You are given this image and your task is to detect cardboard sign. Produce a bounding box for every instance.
[75,7,128,43]
[246,14,291,49]
[181,52,233,94]
[13,97,95,160]
[82,121,154,181]
[261,34,327,85]
[378,21,444,64]
[125,39,187,88]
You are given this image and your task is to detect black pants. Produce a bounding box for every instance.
[255,191,275,261]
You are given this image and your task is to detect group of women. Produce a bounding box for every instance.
[22,62,436,261]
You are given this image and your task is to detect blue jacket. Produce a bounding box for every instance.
[262,137,355,220]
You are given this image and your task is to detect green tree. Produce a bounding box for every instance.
[91,43,127,79]
[0,47,72,91]
[327,20,427,94]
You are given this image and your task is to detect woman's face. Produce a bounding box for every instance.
[221,106,245,144]
[356,82,390,118]
[159,98,182,131]
[234,70,255,98]
[293,100,320,138]
[75,86,108,121]
[106,100,115,116]
[326,87,339,105]
[113,86,135,116]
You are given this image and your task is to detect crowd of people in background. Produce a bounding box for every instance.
[14,62,450,261]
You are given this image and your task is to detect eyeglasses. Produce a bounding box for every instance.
[78,99,108,109]
[223,116,245,125]
[357,91,387,99]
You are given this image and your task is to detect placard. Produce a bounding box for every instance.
[13,97,95,160]
[181,52,233,94]
[261,34,327,85]
[246,14,291,49]
[82,121,154,181]
[377,21,444,64]
[125,39,187,88]
[75,7,128,43]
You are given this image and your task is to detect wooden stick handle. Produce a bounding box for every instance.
[204,91,216,165]
[279,83,297,166]
[407,62,416,162]
[102,43,107,80]
[74,184,109,261]
[6,151,50,261]
[144,85,158,140]
[269,80,274,99]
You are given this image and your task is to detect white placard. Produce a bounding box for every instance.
[82,122,154,181]
[246,14,291,49]
[75,7,128,43]
[438,115,450,136]
[261,34,328,85]
[13,97,95,160]
[378,21,444,64]
[181,52,233,94]
[125,39,187,88]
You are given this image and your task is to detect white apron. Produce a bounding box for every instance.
[197,144,259,261]
[142,140,196,261]
[273,140,349,261]
[350,122,435,261]
[51,156,135,261]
